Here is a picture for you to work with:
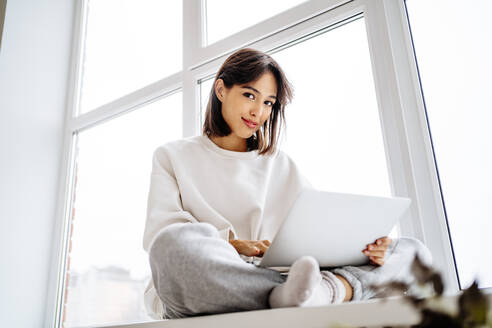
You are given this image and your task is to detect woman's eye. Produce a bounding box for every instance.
[244,93,254,100]
[243,92,273,106]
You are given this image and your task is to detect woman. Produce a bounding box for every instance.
[142,48,432,319]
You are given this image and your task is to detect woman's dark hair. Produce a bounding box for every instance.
[202,48,293,155]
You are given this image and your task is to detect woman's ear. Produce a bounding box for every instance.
[215,79,225,102]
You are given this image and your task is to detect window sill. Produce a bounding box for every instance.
[95,290,492,328]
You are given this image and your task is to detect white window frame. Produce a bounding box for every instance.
[44,0,460,327]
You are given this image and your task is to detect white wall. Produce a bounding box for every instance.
[0,0,75,327]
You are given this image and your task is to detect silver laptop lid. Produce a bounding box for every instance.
[259,189,411,268]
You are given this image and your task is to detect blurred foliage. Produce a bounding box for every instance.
[367,254,491,328]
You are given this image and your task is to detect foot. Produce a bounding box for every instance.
[268,256,322,308]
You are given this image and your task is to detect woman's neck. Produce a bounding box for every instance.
[209,134,248,152]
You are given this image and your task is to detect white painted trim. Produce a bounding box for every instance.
[363,0,459,293]
[200,0,208,48]
[43,0,85,327]
[376,0,458,294]
[70,72,182,133]
[395,0,459,292]
[190,0,354,70]
[364,0,424,241]
[84,292,492,328]
[44,133,77,328]
[189,0,365,85]
[183,0,202,137]
[71,0,88,119]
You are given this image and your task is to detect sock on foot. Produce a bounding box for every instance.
[268,256,322,308]
[298,270,346,307]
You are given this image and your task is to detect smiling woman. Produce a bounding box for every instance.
[210,72,277,151]
[202,48,292,154]
[143,48,433,320]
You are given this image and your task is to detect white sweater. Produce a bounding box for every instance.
[142,134,313,318]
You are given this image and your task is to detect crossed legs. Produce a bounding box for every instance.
[149,222,432,318]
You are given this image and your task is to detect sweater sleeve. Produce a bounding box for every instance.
[142,146,199,253]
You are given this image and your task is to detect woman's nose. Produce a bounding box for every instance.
[250,102,263,116]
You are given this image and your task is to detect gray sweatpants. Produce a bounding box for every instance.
[148,222,433,319]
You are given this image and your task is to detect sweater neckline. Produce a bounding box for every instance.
[199,135,260,159]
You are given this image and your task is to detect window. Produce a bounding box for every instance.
[53,0,184,326]
[405,0,492,289]
[199,76,214,123]
[271,17,390,197]
[64,94,182,327]
[49,0,470,326]
[78,0,182,114]
[203,0,308,45]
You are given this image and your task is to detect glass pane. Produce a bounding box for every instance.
[63,93,182,327]
[272,18,391,198]
[204,0,307,46]
[200,77,214,125]
[406,0,492,289]
[79,0,182,114]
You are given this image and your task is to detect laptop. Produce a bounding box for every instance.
[256,189,411,269]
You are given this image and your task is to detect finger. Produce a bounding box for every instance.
[244,246,261,257]
[366,244,388,251]
[369,250,386,258]
[376,237,392,246]
[236,242,260,256]
[262,240,271,246]
[363,250,385,258]
[365,241,388,250]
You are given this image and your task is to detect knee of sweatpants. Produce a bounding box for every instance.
[397,237,433,267]
[149,222,219,263]
[148,223,221,307]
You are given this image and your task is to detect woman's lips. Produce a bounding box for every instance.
[242,118,257,128]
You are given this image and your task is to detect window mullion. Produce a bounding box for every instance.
[69,72,182,133]
[191,0,353,69]
[364,0,459,293]
[183,0,202,137]
[364,0,421,237]
[44,0,87,327]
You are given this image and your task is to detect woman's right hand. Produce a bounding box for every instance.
[229,239,271,257]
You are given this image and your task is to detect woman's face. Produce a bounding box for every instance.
[215,71,278,141]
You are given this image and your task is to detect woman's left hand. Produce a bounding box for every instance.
[362,237,392,266]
